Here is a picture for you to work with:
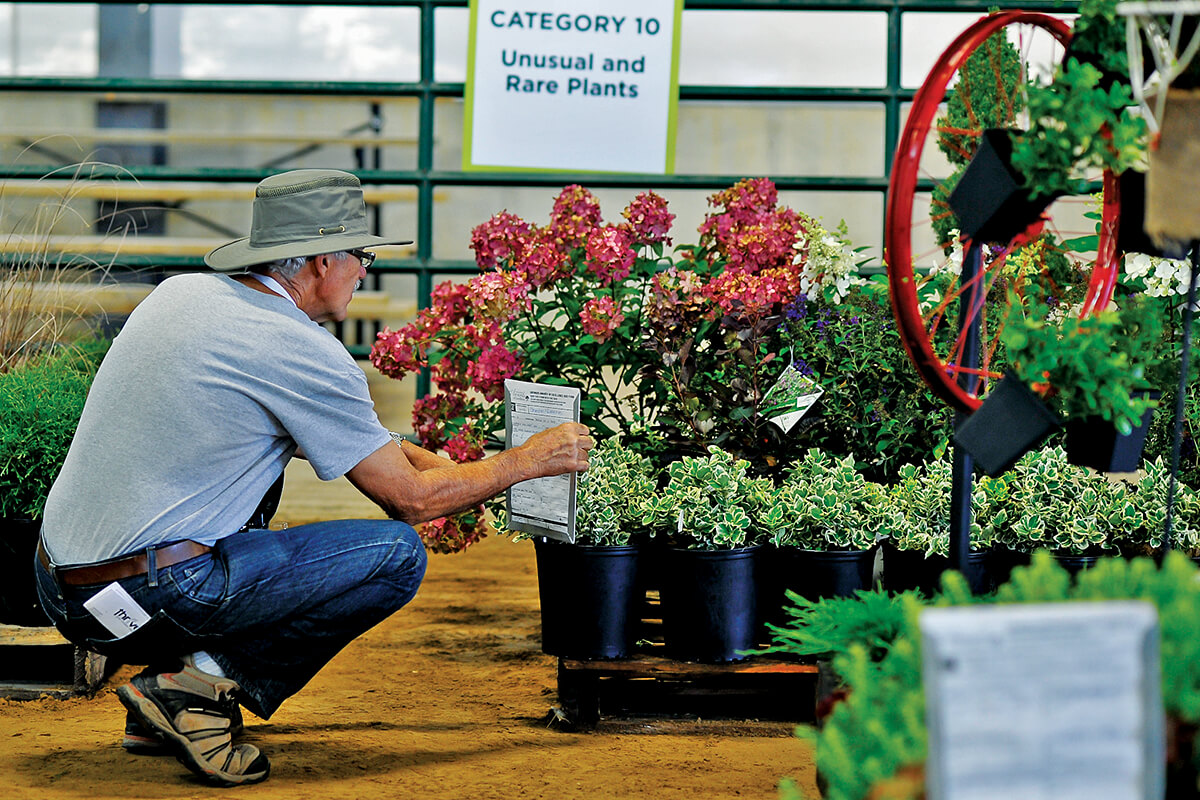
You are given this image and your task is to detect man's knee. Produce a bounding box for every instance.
[382,523,426,601]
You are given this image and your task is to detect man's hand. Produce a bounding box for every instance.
[347,422,594,525]
[517,422,593,477]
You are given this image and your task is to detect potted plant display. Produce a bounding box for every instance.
[1007,0,1148,205]
[369,179,876,550]
[1109,457,1200,560]
[956,294,1165,475]
[883,456,1002,596]
[0,339,109,625]
[998,446,1126,575]
[755,449,886,623]
[640,446,770,662]
[527,437,657,660]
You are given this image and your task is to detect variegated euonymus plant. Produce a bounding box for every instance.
[641,445,771,550]
[888,457,1005,557]
[1113,457,1200,556]
[1001,446,1125,555]
[574,437,657,546]
[756,449,886,551]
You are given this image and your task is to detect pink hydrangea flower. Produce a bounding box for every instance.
[520,227,574,289]
[702,265,801,319]
[621,191,674,246]
[584,225,635,284]
[579,296,626,343]
[427,280,472,327]
[466,328,521,402]
[647,266,711,332]
[466,270,531,321]
[470,211,533,270]
[369,323,424,380]
[697,178,803,272]
[412,392,465,451]
[444,430,486,463]
[549,184,602,251]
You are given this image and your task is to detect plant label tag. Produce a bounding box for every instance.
[760,362,824,433]
[83,582,152,639]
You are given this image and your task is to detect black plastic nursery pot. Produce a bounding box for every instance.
[0,519,50,627]
[990,547,1033,588]
[660,545,760,663]
[1052,552,1101,577]
[1064,392,1160,473]
[953,373,1062,477]
[533,538,643,660]
[785,546,878,603]
[947,128,1059,245]
[882,542,993,596]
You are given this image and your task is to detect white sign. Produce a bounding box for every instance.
[504,379,580,542]
[465,0,683,173]
[921,602,1164,800]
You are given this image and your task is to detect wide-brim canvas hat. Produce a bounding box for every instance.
[204,169,413,271]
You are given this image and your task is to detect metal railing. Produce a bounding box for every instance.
[0,0,1079,372]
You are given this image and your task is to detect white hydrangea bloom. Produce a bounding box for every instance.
[928,233,963,277]
[1124,252,1191,297]
[795,224,861,303]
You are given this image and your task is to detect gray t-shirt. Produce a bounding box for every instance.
[42,273,392,564]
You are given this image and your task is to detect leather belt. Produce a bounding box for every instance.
[37,538,213,587]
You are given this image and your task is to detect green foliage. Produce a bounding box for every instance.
[814,637,928,800]
[1112,457,1200,556]
[0,340,109,519]
[574,437,658,546]
[1009,0,1148,200]
[786,553,1200,799]
[757,449,887,551]
[778,282,953,484]
[889,458,1006,557]
[641,445,771,550]
[1000,294,1165,433]
[931,29,1024,250]
[937,30,1024,167]
[1001,446,1131,555]
[765,588,920,663]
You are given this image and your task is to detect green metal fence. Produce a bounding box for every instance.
[0,0,1080,380]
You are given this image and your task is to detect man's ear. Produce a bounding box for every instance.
[309,253,331,278]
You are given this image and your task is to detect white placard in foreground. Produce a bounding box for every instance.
[922,602,1163,800]
[464,0,682,173]
[504,379,580,543]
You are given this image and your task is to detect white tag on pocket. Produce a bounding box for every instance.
[83,582,152,639]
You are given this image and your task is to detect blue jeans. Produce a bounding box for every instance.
[35,520,426,718]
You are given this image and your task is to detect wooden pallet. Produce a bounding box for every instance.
[551,587,819,730]
[555,652,818,730]
[0,624,107,699]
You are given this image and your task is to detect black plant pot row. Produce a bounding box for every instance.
[534,539,880,664]
[534,538,1119,664]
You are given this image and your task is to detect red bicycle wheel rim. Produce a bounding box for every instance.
[885,11,1122,413]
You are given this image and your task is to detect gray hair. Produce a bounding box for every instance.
[250,251,348,280]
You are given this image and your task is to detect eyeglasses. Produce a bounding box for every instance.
[348,248,375,270]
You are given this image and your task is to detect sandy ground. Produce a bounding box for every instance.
[0,461,817,800]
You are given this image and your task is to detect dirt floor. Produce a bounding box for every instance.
[0,461,818,800]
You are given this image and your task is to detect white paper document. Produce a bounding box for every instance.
[504,379,580,543]
[921,602,1163,800]
[83,581,152,639]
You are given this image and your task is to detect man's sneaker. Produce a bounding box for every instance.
[122,701,245,755]
[116,664,269,786]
